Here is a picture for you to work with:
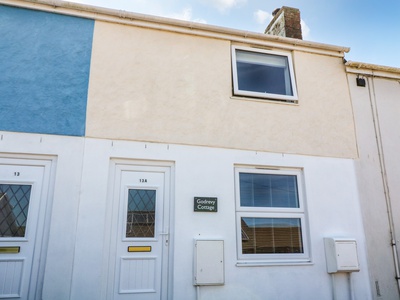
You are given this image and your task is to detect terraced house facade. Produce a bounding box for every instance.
[1,1,399,299]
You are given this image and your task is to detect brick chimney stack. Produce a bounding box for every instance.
[265,6,302,40]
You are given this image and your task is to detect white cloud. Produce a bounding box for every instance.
[301,19,310,39]
[202,0,247,13]
[168,7,192,21]
[167,7,207,24]
[254,9,272,25]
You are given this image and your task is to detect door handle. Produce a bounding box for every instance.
[160,232,169,246]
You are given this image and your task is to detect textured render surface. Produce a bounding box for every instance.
[349,74,400,300]
[0,132,372,299]
[0,5,94,136]
[86,21,357,158]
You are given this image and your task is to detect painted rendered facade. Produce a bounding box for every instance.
[86,20,357,158]
[0,1,384,300]
[0,133,371,300]
[0,5,93,136]
[347,62,400,300]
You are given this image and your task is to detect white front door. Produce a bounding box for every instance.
[111,164,170,300]
[0,159,51,299]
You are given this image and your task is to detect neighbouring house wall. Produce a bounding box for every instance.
[0,133,85,300]
[348,69,400,299]
[0,5,94,136]
[86,21,357,159]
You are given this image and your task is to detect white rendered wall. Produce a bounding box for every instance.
[0,132,371,299]
[0,131,85,300]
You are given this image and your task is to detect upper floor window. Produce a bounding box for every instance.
[235,167,309,264]
[231,46,298,102]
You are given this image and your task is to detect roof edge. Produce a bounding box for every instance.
[1,0,350,56]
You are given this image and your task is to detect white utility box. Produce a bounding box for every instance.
[193,240,224,285]
[324,238,360,273]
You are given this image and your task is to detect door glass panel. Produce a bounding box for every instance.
[0,184,32,238]
[126,189,156,238]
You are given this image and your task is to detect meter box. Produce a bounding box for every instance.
[193,240,224,285]
[324,238,360,273]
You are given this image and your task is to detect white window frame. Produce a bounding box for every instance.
[235,167,310,265]
[231,46,298,102]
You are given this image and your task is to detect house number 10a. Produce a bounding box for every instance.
[139,179,147,183]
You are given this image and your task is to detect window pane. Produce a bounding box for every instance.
[241,217,303,254]
[0,184,32,238]
[236,49,293,96]
[126,189,156,238]
[239,173,299,208]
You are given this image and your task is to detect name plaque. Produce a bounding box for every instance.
[194,197,218,212]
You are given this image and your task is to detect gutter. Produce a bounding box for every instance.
[346,61,400,79]
[0,0,350,58]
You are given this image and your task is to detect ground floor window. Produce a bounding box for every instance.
[235,167,309,264]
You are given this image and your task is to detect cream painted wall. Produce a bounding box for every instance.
[86,21,357,159]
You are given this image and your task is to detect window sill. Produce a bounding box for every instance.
[230,96,299,106]
[236,260,313,267]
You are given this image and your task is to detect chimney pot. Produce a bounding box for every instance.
[272,8,280,16]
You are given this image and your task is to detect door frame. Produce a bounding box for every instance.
[0,153,56,300]
[104,159,174,300]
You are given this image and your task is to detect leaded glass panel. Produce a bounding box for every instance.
[0,184,32,238]
[126,189,156,238]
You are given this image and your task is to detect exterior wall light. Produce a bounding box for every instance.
[356,75,366,87]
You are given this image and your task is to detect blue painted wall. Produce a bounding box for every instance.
[0,5,94,136]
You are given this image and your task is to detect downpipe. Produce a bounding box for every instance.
[367,76,400,292]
